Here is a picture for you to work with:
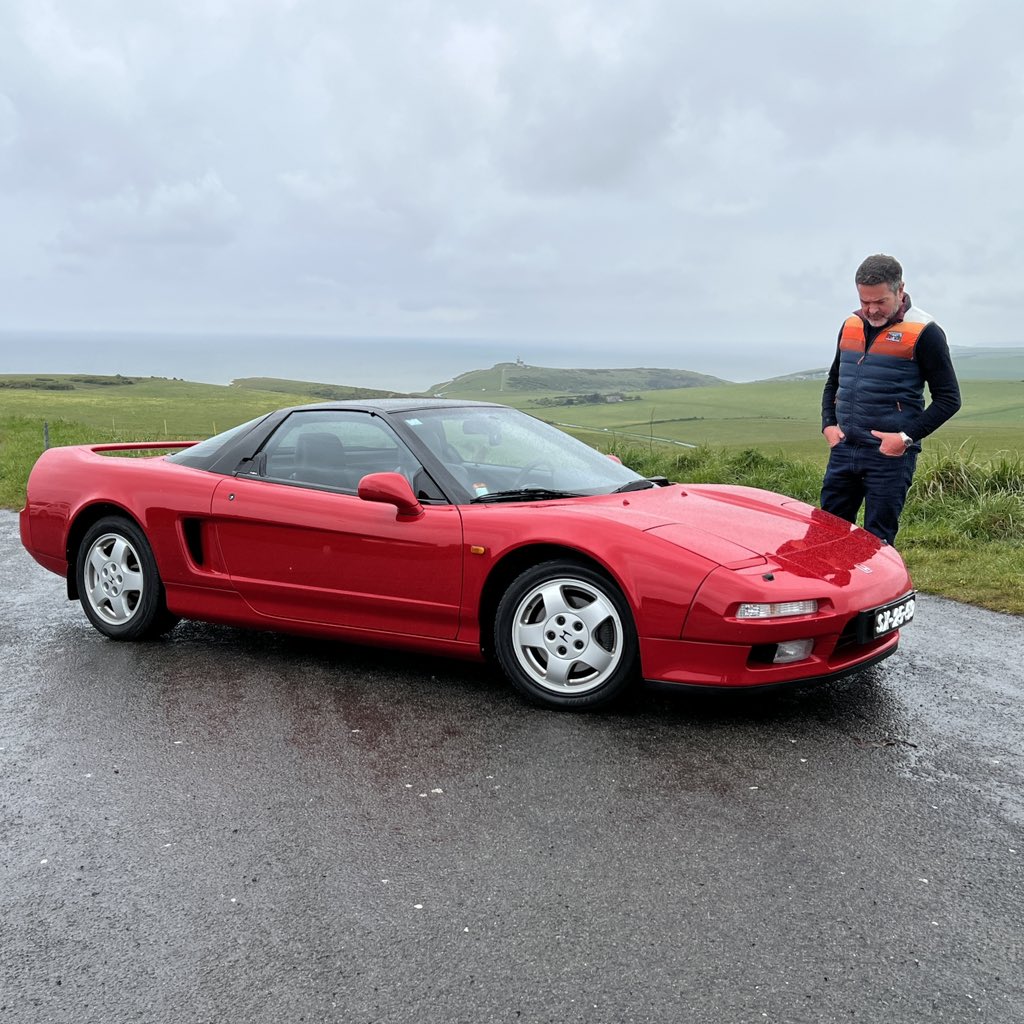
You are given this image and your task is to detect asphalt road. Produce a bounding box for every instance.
[2,510,1022,1024]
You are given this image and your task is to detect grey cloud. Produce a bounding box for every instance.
[1,0,1023,374]
[58,172,242,253]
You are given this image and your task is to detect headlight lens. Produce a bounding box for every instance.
[737,600,818,619]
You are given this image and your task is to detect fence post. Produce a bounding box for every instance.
[43,421,50,450]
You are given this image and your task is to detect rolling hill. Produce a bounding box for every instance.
[429,361,725,397]
[230,376,409,399]
[770,345,1024,382]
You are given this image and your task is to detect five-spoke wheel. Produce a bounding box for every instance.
[494,559,638,709]
[77,516,178,640]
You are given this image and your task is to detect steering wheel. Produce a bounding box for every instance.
[511,460,555,488]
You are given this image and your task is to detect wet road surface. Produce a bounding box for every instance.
[2,511,1022,1023]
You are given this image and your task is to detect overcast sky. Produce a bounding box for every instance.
[2,0,1022,384]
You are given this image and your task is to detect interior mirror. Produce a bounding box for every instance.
[462,416,502,446]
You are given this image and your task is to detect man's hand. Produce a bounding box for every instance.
[823,425,845,448]
[871,430,909,456]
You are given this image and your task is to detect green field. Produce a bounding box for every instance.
[0,375,317,437]
[2,371,1021,615]
[442,378,1024,465]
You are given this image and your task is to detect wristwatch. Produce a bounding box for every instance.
[898,431,914,447]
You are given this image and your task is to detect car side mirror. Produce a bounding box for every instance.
[357,472,424,519]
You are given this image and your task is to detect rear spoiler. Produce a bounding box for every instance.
[88,441,197,453]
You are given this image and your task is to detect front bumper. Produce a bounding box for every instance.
[638,627,901,688]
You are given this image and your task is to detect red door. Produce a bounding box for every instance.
[210,476,464,639]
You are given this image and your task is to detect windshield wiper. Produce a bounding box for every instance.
[472,488,583,504]
[611,479,657,493]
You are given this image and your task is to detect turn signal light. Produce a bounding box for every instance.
[736,600,818,619]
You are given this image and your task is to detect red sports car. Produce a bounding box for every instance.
[20,399,915,709]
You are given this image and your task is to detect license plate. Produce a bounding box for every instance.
[862,592,916,641]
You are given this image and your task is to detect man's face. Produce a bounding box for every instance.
[858,282,904,327]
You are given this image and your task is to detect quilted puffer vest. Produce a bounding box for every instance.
[834,306,932,447]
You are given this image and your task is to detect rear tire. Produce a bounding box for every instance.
[494,559,639,710]
[76,516,179,640]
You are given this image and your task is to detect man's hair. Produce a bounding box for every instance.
[855,254,903,292]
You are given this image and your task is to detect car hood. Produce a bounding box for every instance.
[576,483,883,568]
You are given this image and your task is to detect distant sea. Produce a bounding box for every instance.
[0,329,752,393]
[3,330,1019,392]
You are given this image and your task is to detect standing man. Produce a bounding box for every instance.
[820,253,961,545]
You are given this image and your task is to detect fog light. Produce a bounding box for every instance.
[773,639,815,664]
[737,600,818,619]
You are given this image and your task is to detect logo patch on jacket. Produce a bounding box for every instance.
[885,331,904,342]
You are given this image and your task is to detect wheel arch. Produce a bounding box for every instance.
[478,543,632,659]
[65,502,144,600]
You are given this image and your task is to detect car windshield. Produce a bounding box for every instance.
[396,406,647,498]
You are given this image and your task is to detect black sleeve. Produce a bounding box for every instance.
[820,333,842,431]
[905,323,962,440]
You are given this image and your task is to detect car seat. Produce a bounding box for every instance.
[292,431,356,489]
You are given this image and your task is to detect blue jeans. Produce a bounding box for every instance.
[820,442,918,545]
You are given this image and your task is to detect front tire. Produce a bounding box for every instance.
[76,516,178,640]
[494,560,639,710]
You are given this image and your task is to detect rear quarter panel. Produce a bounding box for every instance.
[22,447,222,585]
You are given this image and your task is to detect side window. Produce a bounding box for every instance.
[257,411,418,492]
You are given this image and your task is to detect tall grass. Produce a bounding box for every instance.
[617,444,824,505]
[899,445,1024,546]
